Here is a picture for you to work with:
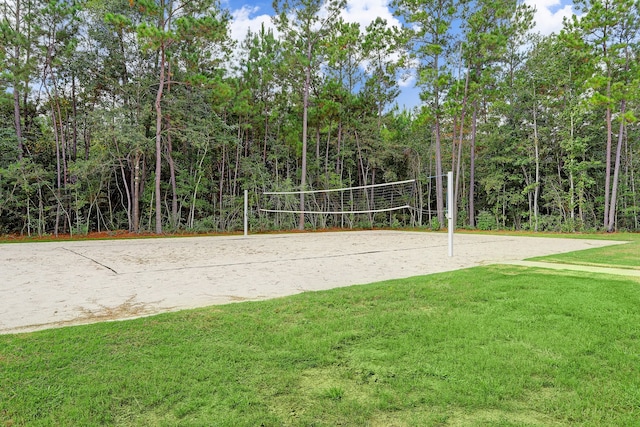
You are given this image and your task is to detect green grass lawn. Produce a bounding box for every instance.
[528,232,640,270]
[2,233,640,426]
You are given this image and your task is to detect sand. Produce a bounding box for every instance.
[0,231,625,334]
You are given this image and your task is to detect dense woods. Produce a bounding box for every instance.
[1,0,639,236]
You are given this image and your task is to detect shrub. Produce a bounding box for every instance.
[476,210,496,231]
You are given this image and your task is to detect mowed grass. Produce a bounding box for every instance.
[2,234,640,426]
[528,232,640,270]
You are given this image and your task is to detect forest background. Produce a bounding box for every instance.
[1,0,638,236]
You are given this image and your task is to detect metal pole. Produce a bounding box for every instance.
[447,171,454,257]
[244,189,248,236]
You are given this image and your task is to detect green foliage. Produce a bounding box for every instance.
[0,0,638,235]
[476,210,495,231]
[429,216,441,231]
[0,128,20,167]
[0,159,53,235]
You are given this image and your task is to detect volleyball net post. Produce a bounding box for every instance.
[244,189,249,236]
[447,171,454,257]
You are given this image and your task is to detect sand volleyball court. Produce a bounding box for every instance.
[0,231,625,334]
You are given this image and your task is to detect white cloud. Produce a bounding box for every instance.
[525,0,576,36]
[398,74,415,88]
[341,0,402,30]
[228,0,402,42]
[229,5,275,43]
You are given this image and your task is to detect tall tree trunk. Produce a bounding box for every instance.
[325,120,331,180]
[299,41,312,230]
[14,83,23,160]
[13,0,23,160]
[133,151,141,232]
[189,145,208,228]
[434,54,444,228]
[51,88,69,234]
[71,73,78,161]
[84,105,91,161]
[55,99,68,187]
[166,118,178,228]
[154,44,166,234]
[233,125,241,195]
[335,121,343,177]
[435,120,444,227]
[51,107,62,236]
[219,145,226,227]
[113,135,133,231]
[532,88,540,232]
[454,69,469,225]
[354,131,367,189]
[603,81,612,228]
[607,100,626,232]
[263,115,269,163]
[469,101,477,227]
[315,125,321,175]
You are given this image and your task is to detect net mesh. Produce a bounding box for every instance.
[261,179,416,215]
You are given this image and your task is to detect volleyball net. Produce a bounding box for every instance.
[257,173,454,255]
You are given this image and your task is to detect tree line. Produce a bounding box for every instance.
[1,0,638,236]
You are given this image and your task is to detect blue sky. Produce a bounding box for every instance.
[222,0,579,110]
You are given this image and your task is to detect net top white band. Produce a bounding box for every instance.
[263,179,416,195]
